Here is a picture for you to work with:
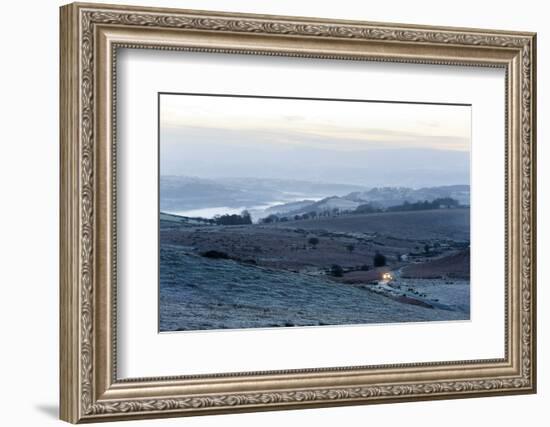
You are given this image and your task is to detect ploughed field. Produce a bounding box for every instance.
[160,208,470,331]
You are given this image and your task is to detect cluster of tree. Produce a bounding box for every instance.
[260,214,284,224]
[214,210,252,225]
[352,203,381,214]
[261,211,320,223]
[386,197,460,212]
[259,197,462,224]
[260,208,350,224]
[295,211,318,220]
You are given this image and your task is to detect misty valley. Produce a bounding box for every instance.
[159,176,470,331]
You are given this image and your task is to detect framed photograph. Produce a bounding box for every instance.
[60,2,537,423]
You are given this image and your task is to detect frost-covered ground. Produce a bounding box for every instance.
[395,279,470,314]
[159,244,470,332]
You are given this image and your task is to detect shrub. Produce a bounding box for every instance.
[201,250,230,259]
[373,252,387,267]
[330,264,344,277]
[308,237,320,247]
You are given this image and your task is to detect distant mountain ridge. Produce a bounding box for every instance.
[160,176,469,220]
[345,185,470,208]
[266,185,470,217]
[160,175,368,211]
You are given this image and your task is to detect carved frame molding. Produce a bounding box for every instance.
[60,2,536,423]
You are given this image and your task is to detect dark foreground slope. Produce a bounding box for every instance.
[160,245,469,331]
[159,208,470,331]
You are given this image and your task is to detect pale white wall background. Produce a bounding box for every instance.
[0,0,545,426]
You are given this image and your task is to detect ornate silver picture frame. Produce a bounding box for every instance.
[60,2,536,423]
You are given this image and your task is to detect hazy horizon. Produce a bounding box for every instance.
[160,94,471,188]
[160,173,470,191]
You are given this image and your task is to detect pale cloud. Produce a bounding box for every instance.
[160,93,471,153]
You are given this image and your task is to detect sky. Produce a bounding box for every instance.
[159,93,471,188]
